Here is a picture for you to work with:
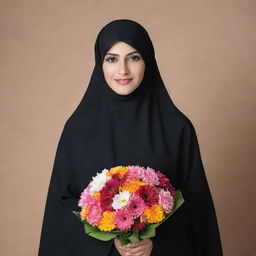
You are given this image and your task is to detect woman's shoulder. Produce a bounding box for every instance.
[166,104,196,133]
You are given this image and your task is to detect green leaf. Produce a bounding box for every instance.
[84,221,99,234]
[118,232,130,245]
[72,211,82,222]
[84,223,118,241]
[140,223,158,239]
[128,230,140,243]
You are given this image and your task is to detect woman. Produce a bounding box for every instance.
[38,19,223,256]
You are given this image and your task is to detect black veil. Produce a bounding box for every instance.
[38,19,222,256]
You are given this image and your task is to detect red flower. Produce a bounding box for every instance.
[100,195,114,211]
[132,218,146,231]
[136,185,158,207]
[101,179,119,198]
[157,171,176,198]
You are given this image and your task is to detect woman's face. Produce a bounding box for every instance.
[102,41,145,95]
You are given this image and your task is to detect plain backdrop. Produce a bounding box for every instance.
[0,0,255,255]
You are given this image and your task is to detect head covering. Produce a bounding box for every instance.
[38,19,223,256]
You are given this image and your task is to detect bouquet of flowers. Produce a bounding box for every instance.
[73,165,184,245]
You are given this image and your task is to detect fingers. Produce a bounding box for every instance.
[122,239,153,256]
[124,239,149,248]
[114,238,127,256]
[114,238,153,256]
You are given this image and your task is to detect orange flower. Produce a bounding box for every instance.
[107,166,128,178]
[93,191,101,200]
[144,204,165,223]
[98,211,116,231]
[80,207,88,221]
[120,180,147,193]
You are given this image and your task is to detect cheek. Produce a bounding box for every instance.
[103,65,115,79]
[136,64,145,80]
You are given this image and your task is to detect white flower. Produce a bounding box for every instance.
[112,191,131,210]
[90,168,110,194]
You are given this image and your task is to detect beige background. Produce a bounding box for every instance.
[1,0,255,255]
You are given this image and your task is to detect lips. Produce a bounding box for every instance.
[115,78,133,85]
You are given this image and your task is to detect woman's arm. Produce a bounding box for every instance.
[178,120,223,256]
[38,124,113,255]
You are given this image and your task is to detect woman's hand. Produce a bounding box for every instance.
[114,237,153,256]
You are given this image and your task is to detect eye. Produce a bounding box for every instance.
[105,57,117,62]
[129,55,141,61]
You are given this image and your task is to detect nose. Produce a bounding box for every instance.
[118,60,130,75]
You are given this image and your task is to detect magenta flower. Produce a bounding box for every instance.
[127,195,146,218]
[156,171,176,198]
[86,200,102,226]
[136,185,158,207]
[158,189,174,213]
[126,165,144,182]
[101,178,119,197]
[132,218,146,231]
[114,209,134,231]
[78,184,94,207]
[100,195,114,212]
[141,167,160,185]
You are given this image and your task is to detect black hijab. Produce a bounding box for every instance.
[38,19,223,256]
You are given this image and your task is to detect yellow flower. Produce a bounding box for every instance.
[144,204,165,223]
[93,191,101,200]
[107,166,128,178]
[80,207,88,221]
[120,180,147,193]
[98,211,116,231]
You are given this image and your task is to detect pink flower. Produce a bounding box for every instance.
[78,184,94,207]
[126,165,144,182]
[141,167,160,185]
[127,195,146,218]
[114,209,134,231]
[158,189,174,213]
[136,185,158,207]
[156,171,176,198]
[86,200,102,226]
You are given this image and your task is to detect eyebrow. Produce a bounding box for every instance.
[105,51,139,56]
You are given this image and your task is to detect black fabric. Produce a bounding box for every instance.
[38,19,223,256]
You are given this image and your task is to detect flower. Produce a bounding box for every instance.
[86,200,102,226]
[112,190,131,210]
[101,178,119,198]
[158,189,174,213]
[144,204,165,223]
[114,209,134,230]
[141,167,160,185]
[126,165,144,182]
[98,211,116,231]
[120,180,147,193]
[127,195,146,218]
[100,195,114,212]
[93,191,101,200]
[90,169,111,195]
[76,165,180,238]
[80,207,88,221]
[136,185,158,207]
[78,184,93,207]
[107,166,128,178]
[132,218,146,231]
[156,171,176,198]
